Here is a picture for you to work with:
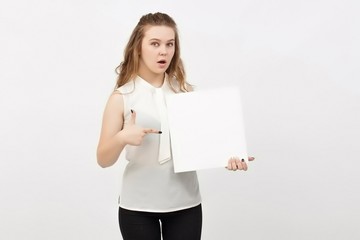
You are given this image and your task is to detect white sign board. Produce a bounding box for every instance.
[166,86,248,173]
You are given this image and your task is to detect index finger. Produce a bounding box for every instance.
[143,128,162,134]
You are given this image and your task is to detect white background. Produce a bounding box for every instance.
[1,0,359,239]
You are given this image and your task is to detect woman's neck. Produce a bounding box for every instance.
[138,71,165,88]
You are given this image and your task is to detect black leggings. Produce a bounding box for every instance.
[118,204,202,240]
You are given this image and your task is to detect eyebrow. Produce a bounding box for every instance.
[149,38,175,42]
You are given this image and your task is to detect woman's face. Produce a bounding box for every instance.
[139,25,176,76]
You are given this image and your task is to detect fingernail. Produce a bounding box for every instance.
[131,109,133,113]
[159,131,162,134]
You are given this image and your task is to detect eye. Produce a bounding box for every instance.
[151,42,160,47]
[167,42,174,47]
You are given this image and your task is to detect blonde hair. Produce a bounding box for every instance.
[114,12,191,92]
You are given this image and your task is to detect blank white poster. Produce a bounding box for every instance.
[166,86,248,173]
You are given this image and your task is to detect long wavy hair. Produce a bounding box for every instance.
[114,12,191,92]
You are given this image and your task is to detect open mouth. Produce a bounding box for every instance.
[157,60,166,64]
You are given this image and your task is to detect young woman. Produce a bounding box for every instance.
[96,12,255,240]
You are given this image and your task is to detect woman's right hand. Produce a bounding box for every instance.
[122,110,162,146]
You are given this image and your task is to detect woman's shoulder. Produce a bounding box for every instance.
[166,72,198,93]
[102,90,125,115]
[167,77,195,93]
[115,80,136,94]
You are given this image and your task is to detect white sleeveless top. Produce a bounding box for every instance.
[116,75,202,212]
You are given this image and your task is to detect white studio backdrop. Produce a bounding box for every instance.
[1,0,359,239]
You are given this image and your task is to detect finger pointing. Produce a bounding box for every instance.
[143,128,162,134]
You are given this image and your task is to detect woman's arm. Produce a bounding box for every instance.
[96,92,162,168]
[96,92,127,168]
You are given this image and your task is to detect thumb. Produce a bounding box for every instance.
[129,109,136,124]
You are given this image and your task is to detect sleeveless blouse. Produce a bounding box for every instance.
[116,75,201,212]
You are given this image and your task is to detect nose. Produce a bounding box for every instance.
[159,46,167,56]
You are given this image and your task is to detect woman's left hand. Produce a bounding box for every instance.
[226,156,255,171]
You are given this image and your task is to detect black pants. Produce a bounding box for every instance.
[118,204,202,240]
